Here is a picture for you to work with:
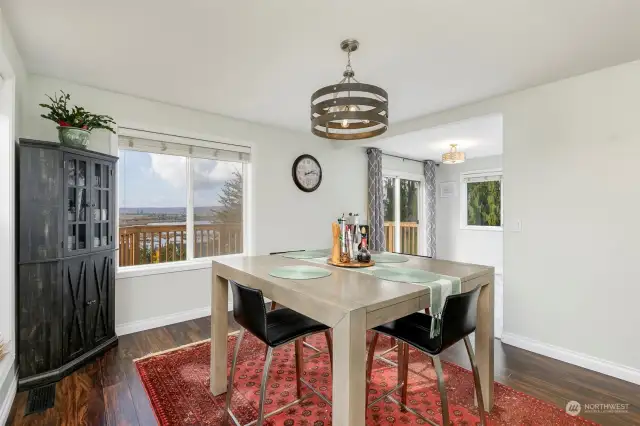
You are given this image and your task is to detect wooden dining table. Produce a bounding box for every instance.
[210,254,494,426]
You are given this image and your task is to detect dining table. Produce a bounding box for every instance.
[210,254,494,426]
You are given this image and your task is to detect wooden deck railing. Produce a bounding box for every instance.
[384,221,419,255]
[119,223,242,267]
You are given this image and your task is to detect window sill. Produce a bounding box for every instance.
[460,226,503,232]
[116,253,245,279]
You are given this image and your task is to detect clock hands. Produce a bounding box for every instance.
[304,170,318,176]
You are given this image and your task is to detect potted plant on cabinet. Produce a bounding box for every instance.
[40,90,116,149]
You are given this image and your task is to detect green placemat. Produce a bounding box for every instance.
[269,265,332,280]
[279,249,330,259]
[372,267,440,283]
[371,253,409,263]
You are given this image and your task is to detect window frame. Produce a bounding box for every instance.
[382,169,426,255]
[460,168,503,232]
[113,129,250,277]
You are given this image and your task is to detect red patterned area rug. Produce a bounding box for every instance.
[134,332,598,425]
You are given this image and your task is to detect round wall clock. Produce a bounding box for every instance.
[292,154,322,192]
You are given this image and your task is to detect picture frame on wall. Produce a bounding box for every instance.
[440,181,456,198]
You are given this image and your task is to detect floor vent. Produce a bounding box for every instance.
[25,383,56,416]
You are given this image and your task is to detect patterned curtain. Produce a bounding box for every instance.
[367,148,386,251]
[423,160,436,258]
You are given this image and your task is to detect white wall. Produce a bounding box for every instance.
[22,75,368,332]
[435,155,503,269]
[385,60,640,383]
[436,156,504,338]
[0,9,26,422]
[382,154,423,176]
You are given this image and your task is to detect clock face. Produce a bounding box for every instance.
[292,154,322,192]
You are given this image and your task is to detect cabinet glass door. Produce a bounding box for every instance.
[91,161,113,250]
[65,155,90,255]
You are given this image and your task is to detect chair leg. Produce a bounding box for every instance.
[324,330,333,367]
[432,355,450,426]
[400,343,409,408]
[294,339,304,398]
[464,336,486,426]
[264,302,277,358]
[225,328,245,425]
[257,346,274,426]
[397,341,405,387]
[365,332,379,404]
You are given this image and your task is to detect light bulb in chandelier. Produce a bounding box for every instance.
[341,105,358,128]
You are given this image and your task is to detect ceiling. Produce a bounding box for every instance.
[2,1,640,134]
[371,114,502,161]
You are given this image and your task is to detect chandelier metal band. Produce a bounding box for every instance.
[310,40,389,140]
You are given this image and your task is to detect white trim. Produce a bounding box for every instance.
[501,332,640,385]
[383,169,424,182]
[116,253,244,279]
[460,168,503,231]
[186,157,195,261]
[393,177,400,250]
[116,306,212,335]
[118,127,251,153]
[243,162,254,255]
[461,225,504,232]
[0,363,17,426]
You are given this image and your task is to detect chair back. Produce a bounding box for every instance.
[229,280,269,344]
[439,285,481,351]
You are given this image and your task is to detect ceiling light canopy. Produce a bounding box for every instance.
[442,144,465,164]
[310,39,389,140]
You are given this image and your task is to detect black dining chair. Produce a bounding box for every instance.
[365,286,485,426]
[225,280,332,426]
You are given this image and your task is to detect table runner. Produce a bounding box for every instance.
[290,251,461,337]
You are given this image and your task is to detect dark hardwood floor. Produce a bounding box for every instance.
[7,314,640,426]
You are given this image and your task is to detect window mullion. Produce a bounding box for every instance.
[394,177,400,253]
[186,157,195,260]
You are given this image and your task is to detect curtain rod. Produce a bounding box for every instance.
[382,152,440,166]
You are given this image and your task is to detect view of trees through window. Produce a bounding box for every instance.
[467,180,501,226]
[383,177,419,222]
[118,150,243,267]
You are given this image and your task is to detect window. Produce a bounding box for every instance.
[118,130,249,268]
[460,170,502,230]
[383,173,423,254]
[193,158,243,258]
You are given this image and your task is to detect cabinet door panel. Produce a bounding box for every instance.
[86,253,114,346]
[19,147,62,262]
[62,257,88,362]
[64,154,91,257]
[18,263,62,378]
[90,160,114,251]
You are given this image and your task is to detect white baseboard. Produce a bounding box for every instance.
[0,367,17,426]
[501,332,640,385]
[116,306,212,336]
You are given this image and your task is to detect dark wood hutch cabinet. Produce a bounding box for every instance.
[16,139,118,391]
